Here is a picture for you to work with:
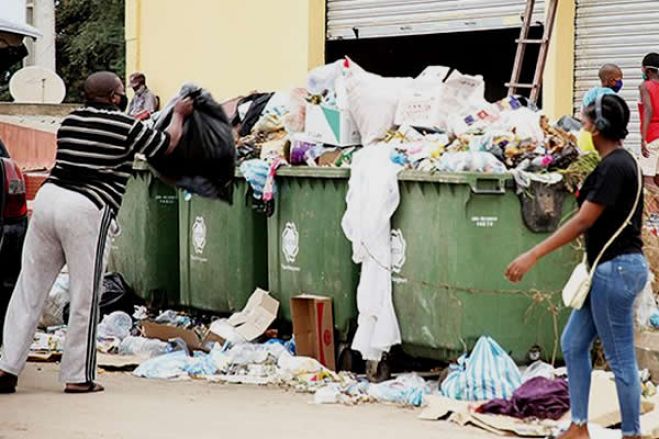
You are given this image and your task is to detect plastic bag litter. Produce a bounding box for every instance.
[307,60,344,95]
[39,272,70,328]
[154,310,192,328]
[441,336,522,401]
[133,350,191,380]
[437,152,506,173]
[240,159,270,200]
[277,354,326,375]
[119,336,169,358]
[185,351,219,376]
[367,373,429,407]
[342,59,413,145]
[635,273,657,329]
[97,311,133,340]
[522,361,556,383]
[314,383,343,404]
[150,83,236,203]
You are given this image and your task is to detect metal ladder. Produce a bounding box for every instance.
[507,0,559,103]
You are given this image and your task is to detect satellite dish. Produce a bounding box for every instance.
[9,66,66,104]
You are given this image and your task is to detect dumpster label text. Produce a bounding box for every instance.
[471,216,498,228]
[191,216,208,262]
[391,229,407,284]
[281,222,300,272]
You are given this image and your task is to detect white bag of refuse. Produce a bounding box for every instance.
[341,59,412,145]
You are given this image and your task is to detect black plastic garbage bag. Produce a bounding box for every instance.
[232,92,273,137]
[63,273,145,322]
[149,84,236,203]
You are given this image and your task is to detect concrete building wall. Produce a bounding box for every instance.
[125,0,325,103]
[125,0,573,118]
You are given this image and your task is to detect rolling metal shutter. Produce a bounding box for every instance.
[327,0,545,41]
[574,0,659,151]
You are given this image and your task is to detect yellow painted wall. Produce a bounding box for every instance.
[127,0,573,118]
[126,0,325,102]
[543,0,575,119]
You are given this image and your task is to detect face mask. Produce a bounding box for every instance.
[612,79,623,92]
[643,71,649,81]
[116,94,128,112]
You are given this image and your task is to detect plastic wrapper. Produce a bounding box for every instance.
[97,311,133,340]
[150,83,236,203]
[119,336,169,358]
[367,373,429,407]
[133,350,191,380]
[307,60,344,95]
[635,274,657,329]
[522,361,557,383]
[437,152,506,173]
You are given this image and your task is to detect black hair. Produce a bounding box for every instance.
[584,94,630,141]
[643,53,659,69]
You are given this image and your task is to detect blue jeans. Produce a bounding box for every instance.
[561,253,648,436]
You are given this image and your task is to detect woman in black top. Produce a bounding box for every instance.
[506,94,647,439]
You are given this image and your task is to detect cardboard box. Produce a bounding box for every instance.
[143,289,279,350]
[141,321,209,351]
[304,103,361,147]
[291,295,336,370]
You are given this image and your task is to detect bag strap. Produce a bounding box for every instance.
[587,149,643,275]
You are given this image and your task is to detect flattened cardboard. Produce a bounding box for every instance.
[97,353,143,371]
[291,294,335,371]
[590,370,655,427]
[141,321,204,351]
[28,351,62,362]
[228,289,279,342]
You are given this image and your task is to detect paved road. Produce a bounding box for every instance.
[0,363,497,439]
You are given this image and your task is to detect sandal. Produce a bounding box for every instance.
[64,382,104,394]
[0,371,17,394]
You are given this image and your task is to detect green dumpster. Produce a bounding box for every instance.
[179,178,268,313]
[391,171,576,363]
[267,167,359,342]
[109,166,180,306]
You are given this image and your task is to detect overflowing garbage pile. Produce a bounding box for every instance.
[226,58,593,183]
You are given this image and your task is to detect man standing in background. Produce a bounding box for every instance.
[127,72,159,120]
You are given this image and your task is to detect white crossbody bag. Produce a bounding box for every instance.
[562,150,643,309]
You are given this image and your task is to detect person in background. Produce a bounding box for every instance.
[0,72,193,394]
[639,53,659,187]
[506,94,646,439]
[578,64,624,154]
[127,72,159,120]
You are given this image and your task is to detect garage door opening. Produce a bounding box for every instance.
[326,26,544,105]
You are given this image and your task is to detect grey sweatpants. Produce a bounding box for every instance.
[0,183,112,383]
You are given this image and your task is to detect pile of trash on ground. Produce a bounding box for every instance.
[30,270,659,437]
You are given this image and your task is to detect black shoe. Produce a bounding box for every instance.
[0,371,17,394]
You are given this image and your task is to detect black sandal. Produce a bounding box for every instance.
[64,382,104,394]
[0,371,17,394]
